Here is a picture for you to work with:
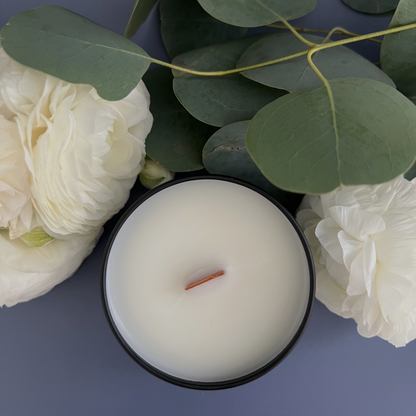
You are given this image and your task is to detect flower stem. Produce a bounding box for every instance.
[150,22,416,77]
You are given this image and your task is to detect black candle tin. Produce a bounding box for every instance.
[101,175,315,390]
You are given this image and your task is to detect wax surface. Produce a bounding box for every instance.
[106,180,310,382]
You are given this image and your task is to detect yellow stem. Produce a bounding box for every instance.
[277,16,317,47]
[307,49,329,87]
[311,24,413,51]
[153,22,416,77]
[338,28,382,44]
[321,27,345,44]
[267,24,382,44]
[307,48,340,175]
[149,50,310,76]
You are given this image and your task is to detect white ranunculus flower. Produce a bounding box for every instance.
[0,47,153,237]
[0,115,34,238]
[0,227,102,307]
[297,176,416,347]
[0,47,153,306]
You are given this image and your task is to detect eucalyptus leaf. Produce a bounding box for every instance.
[405,98,416,180]
[405,163,416,180]
[124,0,158,39]
[342,0,399,14]
[381,0,416,97]
[246,78,416,194]
[144,68,209,172]
[238,34,395,92]
[172,37,286,127]
[197,0,316,28]
[1,5,150,101]
[203,121,303,213]
[160,0,247,58]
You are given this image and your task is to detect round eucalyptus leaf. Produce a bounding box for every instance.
[144,68,209,172]
[124,0,158,39]
[0,5,150,101]
[405,99,416,180]
[246,78,416,194]
[203,121,303,213]
[342,0,399,14]
[238,34,395,92]
[172,37,286,127]
[381,0,416,97]
[197,0,316,28]
[160,0,247,59]
[405,163,416,180]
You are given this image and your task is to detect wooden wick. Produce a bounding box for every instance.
[185,270,225,291]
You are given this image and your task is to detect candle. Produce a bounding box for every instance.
[102,177,314,389]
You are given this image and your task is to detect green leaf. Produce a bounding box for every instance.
[160,0,247,59]
[246,78,416,194]
[1,5,150,101]
[405,98,416,180]
[203,121,303,213]
[197,0,316,27]
[238,34,395,92]
[124,0,158,39]
[405,163,416,180]
[144,68,209,172]
[342,0,399,14]
[172,37,286,127]
[20,227,54,247]
[381,0,416,97]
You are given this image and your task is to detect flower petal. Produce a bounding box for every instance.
[372,212,416,275]
[329,206,385,241]
[296,208,320,230]
[321,249,349,290]
[376,264,414,323]
[349,238,377,296]
[0,227,102,306]
[316,268,347,316]
[315,217,343,263]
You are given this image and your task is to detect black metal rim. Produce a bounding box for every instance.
[101,175,315,390]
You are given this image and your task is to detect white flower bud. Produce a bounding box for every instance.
[139,157,175,189]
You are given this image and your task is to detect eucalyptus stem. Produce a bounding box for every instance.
[321,27,348,44]
[152,22,416,77]
[267,24,383,44]
[277,16,317,47]
[149,50,311,76]
[306,47,341,175]
[307,49,328,86]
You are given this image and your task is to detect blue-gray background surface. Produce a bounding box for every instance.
[1,1,415,415]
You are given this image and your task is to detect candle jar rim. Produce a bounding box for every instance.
[101,175,315,390]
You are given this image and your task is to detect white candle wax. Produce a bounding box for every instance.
[105,179,311,383]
